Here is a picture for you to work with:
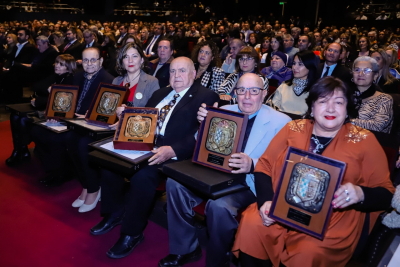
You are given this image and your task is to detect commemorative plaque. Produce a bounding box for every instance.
[192,107,249,173]
[113,107,158,151]
[45,84,79,119]
[269,147,346,240]
[85,83,129,126]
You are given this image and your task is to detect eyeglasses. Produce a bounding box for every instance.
[235,87,264,95]
[238,57,254,63]
[352,67,373,75]
[82,58,101,64]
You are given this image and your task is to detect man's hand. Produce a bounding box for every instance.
[75,113,85,119]
[226,54,233,64]
[197,102,218,123]
[259,201,275,227]
[31,98,36,107]
[76,59,82,65]
[230,153,252,174]
[148,146,176,165]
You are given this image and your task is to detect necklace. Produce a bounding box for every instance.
[310,135,334,154]
[125,71,140,88]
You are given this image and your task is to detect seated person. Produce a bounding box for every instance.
[6,54,76,167]
[271,50,318,115]
[233,77,395,267]
[221,39,244,74]
[191,40,226,92]
[218,47,268,103]
[148,37,174,88]
[90,57,219,259]
[351,56,393,134]
[159,73,291,267]
[371,49,400,94]
[260,51,292,86]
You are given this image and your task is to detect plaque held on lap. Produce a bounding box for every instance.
[269,147,346,240]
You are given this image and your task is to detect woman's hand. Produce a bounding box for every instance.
[31,98,36,107]
[332,183,365,209]
[74,112,86,119]
[259,201,275,227]
[116,104,127,118]
[197,102,218,123]
[219,94,232,101]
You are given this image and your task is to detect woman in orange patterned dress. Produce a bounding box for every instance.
[232,76,395,267]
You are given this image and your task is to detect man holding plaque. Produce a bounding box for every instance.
[159,73,291,267]
[91,57,219,259]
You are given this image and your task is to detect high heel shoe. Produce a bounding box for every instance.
[78,189,101,213]
[72,198,85,208]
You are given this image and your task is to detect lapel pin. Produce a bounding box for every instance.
[189,95,192,97]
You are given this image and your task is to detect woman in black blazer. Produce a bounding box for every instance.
[6,54,76,167]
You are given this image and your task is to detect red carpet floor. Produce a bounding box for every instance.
[0,120,206,267]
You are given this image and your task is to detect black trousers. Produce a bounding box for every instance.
[100,159,173,236]
[9,112,33,150]
[66,131,100,193]
[31,124,71,174]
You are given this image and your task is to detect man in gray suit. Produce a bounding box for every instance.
[159,73,291,267]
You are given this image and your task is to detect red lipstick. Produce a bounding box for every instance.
[325,116,336,120]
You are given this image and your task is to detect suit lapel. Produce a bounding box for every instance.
[243,106,272,156]
[170,84,199,117]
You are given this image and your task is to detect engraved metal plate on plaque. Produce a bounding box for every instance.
[206,118,237,156]
[96,92,121,115]
[53,92,73,112]
[124,115,152,139]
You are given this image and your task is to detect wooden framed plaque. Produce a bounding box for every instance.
[269,147,346,240]
[113,107,158,151]
[192,107,249,173]
[45,84,79,120]
[85,83,129,127]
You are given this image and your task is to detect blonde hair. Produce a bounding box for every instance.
[371,49,396,85]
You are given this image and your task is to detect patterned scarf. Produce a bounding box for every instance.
[292,78,308,96]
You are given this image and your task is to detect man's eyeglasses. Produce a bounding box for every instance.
[352,67,373,75]
[82,58,101,64]
[234,87,264,95]
[238,57,254,63]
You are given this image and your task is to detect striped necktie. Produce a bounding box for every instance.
[155,94,180,142]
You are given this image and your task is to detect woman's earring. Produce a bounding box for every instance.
[346,115,349,118]
[310,112,314,117]
[351,78,354,82]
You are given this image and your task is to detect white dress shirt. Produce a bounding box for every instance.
[15,41,28,57]
[155,87,190,136]
[321,62,337,77]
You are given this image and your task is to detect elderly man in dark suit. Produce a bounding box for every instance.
[317,42,352,86]
[59,27,84,61]
[149,37,174,88]
[90,57,220,259]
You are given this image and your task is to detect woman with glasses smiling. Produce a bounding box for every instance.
[218,47,268,102]
[350,56,393,133]
[191,40,225,92]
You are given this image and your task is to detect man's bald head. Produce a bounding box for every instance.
[236,73,268,115]
[230,39,245,59]
[169,57,196,93]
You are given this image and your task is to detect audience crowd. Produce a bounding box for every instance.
[2,11,400,267]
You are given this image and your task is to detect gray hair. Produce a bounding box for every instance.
[291,27,301,33]
[89,25,98,31]
[283,34,294,41]
[368,31,377,37]
[83,29,95,36]
[36,35,49,44]
[353,56,379,73]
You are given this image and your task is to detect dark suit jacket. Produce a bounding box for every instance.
[145,83,219,160]
[317,63,352,85]
[60,40,84,60]
[73,68,115,115]
[149,57,174,88]
[14,43,38,64]
[143,35,162,56]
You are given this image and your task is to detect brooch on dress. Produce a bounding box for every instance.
[289,120,306,133]
[344,125,369,143]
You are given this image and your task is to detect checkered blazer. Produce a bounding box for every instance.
[198,66,226,93]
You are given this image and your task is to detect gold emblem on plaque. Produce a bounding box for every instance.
[53,91,73,112]
[285,163,330,213]
[206,118,237,155]
[124,115,152,138]
[96,92,121,115]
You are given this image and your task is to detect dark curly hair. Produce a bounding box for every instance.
[191,40,222,67]
[116,42,148,76]
[304,76,357,122]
